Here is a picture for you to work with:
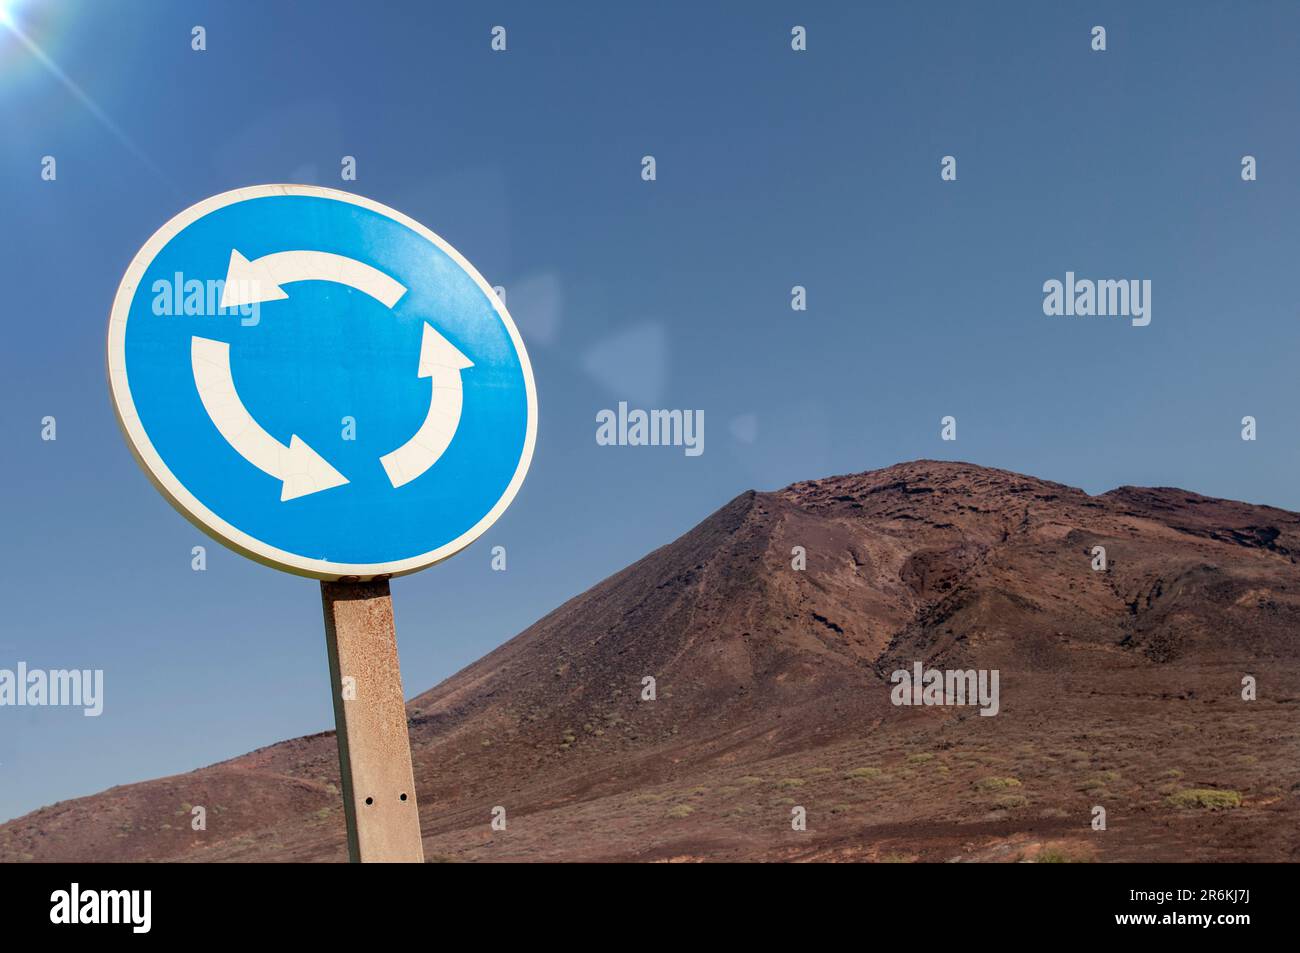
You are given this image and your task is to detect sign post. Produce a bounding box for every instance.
[107,184,538,863]
[321,579,422,863]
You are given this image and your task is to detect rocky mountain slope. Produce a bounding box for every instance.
[5,460,1298,862]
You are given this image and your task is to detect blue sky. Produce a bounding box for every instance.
[2,0,1299,822]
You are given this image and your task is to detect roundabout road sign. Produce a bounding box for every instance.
[107,184,538,580]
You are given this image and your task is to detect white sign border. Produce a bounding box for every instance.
[107,184,538,581]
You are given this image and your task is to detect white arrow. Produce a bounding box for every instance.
[219,249,407,309]
[379,323,473,488]
[190,336,349,501]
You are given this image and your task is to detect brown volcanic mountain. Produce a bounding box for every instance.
[5,460,1300,862]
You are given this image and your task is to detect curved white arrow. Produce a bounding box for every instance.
[190,336,349,501]
[219,249,407,309]
[379,323,473,488]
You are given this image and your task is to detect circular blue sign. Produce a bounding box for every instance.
[108,185,538,579]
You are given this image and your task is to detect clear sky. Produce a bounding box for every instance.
[2,0,1299,822]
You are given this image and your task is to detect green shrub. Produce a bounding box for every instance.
[975,776,1022,791]
[1167,789,1241,810]
[1036,846,1093,863]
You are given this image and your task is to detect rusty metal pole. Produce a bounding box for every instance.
[320,579,424,863]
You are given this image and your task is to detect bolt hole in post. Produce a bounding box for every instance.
[400,793,408,801]
[365,797,373,806]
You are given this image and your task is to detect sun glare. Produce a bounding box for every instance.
[0,0,22,31]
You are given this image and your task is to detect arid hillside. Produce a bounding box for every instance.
[5,460,1298,862]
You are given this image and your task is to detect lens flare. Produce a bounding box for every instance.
[1,0,170,183]
[1,0,65,84]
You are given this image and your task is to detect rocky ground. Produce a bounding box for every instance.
[4,460,1298,862]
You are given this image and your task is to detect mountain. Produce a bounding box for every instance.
[4,460,1299,862]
